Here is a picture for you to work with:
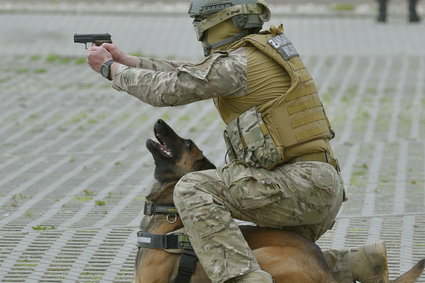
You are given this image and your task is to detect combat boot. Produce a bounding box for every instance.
[409,0,421,22]
[349,240,389,283]
[377,0,388,22]
[232,270,273,283]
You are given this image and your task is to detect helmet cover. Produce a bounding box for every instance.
[189,0,271,41]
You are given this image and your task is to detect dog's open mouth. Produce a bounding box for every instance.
[148,132,173,158]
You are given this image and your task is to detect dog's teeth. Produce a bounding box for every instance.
[157,141,172,158]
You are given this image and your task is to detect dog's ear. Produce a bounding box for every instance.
[146,181,176,204]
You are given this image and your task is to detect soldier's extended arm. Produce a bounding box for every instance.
[111,49,248,107]
[137,57,190,72]
[101,43,189,71]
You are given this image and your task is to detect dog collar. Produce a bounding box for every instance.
[144,201,178,216]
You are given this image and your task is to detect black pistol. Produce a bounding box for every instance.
[74,33,112,49]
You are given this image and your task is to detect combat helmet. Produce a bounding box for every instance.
[188,0,271,55]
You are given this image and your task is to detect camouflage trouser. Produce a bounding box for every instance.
[173,161,345,283]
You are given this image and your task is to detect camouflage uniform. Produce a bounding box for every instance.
[174,161,344,282]
[112,49,248,106]
[112,45,346,282]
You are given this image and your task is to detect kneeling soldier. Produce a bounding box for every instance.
[87,0,391,282]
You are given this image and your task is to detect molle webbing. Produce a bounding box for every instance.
[287,92,322,115]
[216,31,333,163]
[240,122,269,148]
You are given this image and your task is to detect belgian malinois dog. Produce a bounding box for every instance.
[135,119,425,283]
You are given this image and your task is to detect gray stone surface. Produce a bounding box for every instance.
[0,1,424,282]
[1,0,423,17]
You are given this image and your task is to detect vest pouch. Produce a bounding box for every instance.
[224,107,281,169]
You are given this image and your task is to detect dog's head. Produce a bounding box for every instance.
[146,119,216,184]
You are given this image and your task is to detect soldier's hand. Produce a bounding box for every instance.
[101,43,129,65]
[87,45,113,73]
[102,43,140,67]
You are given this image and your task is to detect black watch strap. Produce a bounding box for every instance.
[102,59,115,80]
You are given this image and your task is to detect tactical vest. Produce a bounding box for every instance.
[215,28,334,169]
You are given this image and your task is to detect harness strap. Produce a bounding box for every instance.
[140,203,199,282]
[138,230,198,283]
[173,249,198,283]
[137,231,192,250]
[144,202,178,216]
[203,29,250,56]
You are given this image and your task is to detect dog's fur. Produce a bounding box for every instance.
[135,119,425,283]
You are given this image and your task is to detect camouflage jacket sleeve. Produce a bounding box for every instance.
[112,48,248,107]
[136,57,190,71]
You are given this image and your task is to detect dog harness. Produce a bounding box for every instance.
[138,201,198,283]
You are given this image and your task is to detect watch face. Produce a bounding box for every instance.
[100,64,109,78]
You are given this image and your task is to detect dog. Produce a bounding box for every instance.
[135,119,425,283]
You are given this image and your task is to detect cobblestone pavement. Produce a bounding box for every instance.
[0,2,424,282]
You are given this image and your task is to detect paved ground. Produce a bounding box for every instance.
[1,0,424,20]
[0,1,424,282]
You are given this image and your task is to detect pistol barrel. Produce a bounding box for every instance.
[73,33,112,45]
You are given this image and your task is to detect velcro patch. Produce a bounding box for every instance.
[138,236,152,244]
[268,34,299,61]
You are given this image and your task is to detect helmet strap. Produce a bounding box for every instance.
[203,29,249,56]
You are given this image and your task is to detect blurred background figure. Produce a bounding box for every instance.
[377,0,421,22]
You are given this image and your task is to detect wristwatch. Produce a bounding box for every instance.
[100,59,115,81]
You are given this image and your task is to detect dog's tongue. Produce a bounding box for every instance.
[155,136,172,157]
[158,143,168,151]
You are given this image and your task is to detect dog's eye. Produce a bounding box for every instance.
[184,140,191,148]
